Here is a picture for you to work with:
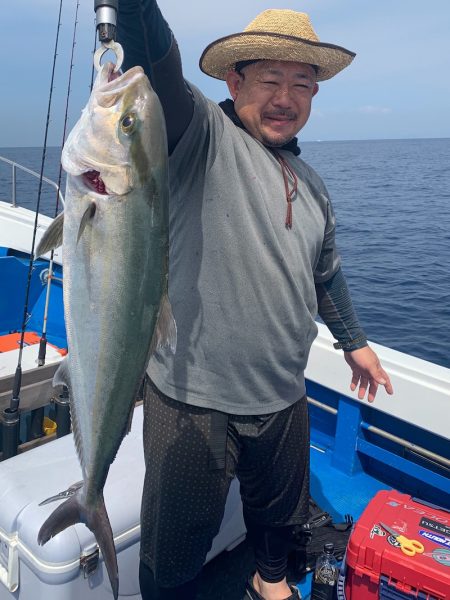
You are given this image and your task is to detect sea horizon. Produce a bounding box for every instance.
[1,136,450,151]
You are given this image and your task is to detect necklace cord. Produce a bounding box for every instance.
[272,150,298,229]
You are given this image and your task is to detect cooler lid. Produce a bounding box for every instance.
[0,405,145,569]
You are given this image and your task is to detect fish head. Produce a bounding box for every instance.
[62,63,166,197]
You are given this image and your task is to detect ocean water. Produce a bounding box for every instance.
[0,139,449,369]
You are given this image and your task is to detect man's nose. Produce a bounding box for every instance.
[272,85,293,106]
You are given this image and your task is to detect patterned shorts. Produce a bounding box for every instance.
[140,378,310,587]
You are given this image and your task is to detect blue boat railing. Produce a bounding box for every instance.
[0,155,65,209]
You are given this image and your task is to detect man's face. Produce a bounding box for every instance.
[226,60,319,147]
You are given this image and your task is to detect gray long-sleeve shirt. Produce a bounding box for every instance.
[147,84,344,413]
[118,1,367,413]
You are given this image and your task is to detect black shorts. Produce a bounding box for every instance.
[140,378,310,587]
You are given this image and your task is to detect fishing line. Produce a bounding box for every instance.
[8,0,65,414]
[39,0,80,367]
[90,19,97,92]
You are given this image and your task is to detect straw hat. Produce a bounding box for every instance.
[200,9,356,82]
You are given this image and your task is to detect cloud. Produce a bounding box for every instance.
[358,105,392,115]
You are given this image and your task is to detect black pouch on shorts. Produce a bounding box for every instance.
[287,496,353,578]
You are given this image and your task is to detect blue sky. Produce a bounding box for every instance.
[1,0,449,147]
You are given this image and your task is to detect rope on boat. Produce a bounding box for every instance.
[7,0,65,418]
[39,0,80,367]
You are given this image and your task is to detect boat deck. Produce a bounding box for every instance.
[198,440,389,600]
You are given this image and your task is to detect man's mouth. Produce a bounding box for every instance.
[263,113,296,128]
[264,112,296,122]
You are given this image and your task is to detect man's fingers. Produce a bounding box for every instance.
[374,367,394,394]
[357,377,369,399]
[367,380,379,403]
[380,369,394,394]
[347,350,394,401]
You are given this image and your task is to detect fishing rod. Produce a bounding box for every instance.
[38,0,80,369]
[1,0,65,460]
[90,22,98,92]
[35,1,82,440]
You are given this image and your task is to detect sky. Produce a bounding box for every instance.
[1,0,449,147]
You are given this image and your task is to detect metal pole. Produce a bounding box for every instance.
[29,407,45,440]
[2,408,20,459]
[55,386,71,438]
[361,423,450,470]
[12,164,16,207]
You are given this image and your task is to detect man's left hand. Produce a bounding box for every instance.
[344,346,394,403]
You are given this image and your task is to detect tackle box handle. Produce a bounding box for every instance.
[412,497,450,514]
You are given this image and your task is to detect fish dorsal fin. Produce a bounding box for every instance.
[152,293,177,355]
[77,202,97,244]
[35,211,64,258]
[53,359,87,468]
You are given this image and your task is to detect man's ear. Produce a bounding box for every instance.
[313,82,319,97]
[225,70,243,101]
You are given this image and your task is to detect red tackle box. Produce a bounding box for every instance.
[344,490,450,600]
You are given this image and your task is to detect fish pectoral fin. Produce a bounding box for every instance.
[77,202,97,244]
[35,211,64,258]
[153,293,177,354]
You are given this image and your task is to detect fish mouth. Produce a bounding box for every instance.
[96,63,146,105]
[77,165,132,197]
[106,65,121,84]
[82,170,108,195]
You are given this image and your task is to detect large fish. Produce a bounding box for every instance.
[36,62,176,599]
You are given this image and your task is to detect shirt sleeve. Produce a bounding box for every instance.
[313,195,341,283]
[117,0,193,152]
[315,267,368,351]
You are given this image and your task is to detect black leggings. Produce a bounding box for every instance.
[245,517,294,584]
[139,523,293,599]
[139,561,200,600]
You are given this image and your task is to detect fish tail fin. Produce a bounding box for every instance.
[153,292,177,354]
[88,496,119,600]
[38,491,119,600]
[37,493,80,545]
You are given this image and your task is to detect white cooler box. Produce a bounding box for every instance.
[0,405,246,599]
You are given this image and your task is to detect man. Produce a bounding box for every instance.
[118,4,394,600]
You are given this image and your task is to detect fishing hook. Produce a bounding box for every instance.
[93,40,124,73]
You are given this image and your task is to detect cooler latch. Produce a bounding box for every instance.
[80,547,99,578]
[0,536,19,592]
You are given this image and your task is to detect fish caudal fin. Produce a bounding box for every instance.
[153,292,177,354]
[38,490,119,600]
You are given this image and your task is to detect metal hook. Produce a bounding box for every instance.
[93,40,124,73]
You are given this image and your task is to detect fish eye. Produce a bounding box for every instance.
[121,113,136,134]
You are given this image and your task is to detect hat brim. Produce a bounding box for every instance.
[199,31,355,81]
